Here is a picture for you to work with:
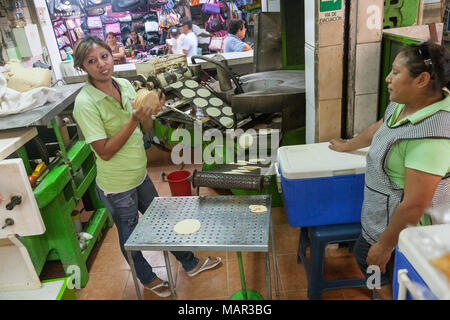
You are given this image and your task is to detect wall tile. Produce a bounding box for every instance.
[354,93,379,134]
[355,42,382,95]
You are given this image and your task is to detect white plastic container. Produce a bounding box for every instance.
[394,224,450,300]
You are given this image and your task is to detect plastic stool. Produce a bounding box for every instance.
[297,223,366,299]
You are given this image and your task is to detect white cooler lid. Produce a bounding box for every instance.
[398,225,450,300]
[277,142,369,179]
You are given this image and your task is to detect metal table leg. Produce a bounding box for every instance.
[264,252,272,300]
[127,250,142,300]
[270,220,280,299]
[164,250,177,299]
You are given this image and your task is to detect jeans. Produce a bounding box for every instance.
[95,175,199,285]
[353,234,395,287]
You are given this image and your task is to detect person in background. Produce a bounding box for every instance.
[126,29,146,51]
[72,35,222,298]
[224,19,251,53]
[106,32,126,65]
[192,17,211,54]
[329,41,450,300]
[179,17,198,59]
[166,27,184,54]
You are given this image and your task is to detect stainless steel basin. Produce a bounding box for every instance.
[231,70,305,114]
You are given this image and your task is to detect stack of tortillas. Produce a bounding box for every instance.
[249,205,267,214]
[430,253,450,280]
[133,88,160,127]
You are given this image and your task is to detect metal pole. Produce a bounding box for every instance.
[264,252,272,300]
[127,250,142,300]
[164,250,177,299]
[236,251,248,300]
[270,220,280,299]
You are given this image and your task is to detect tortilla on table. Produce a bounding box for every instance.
[173,219,201,235]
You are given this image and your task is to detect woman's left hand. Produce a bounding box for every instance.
[366,242,392,273]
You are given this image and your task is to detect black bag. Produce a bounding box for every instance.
[145,32,160,45]
[111,0,148,13]
[120,21,132,34]
[84,0,109,9]
[143,12,158,21]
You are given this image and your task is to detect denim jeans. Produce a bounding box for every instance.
[353,234,395,287]
[95,175,199,285]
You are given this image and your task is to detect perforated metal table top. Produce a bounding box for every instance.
[124,195,271,252]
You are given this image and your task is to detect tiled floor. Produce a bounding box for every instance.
[39,146,373,300]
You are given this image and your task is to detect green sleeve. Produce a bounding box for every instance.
[404,138,450,177]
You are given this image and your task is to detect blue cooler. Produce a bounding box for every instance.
[393,225,450,300]
[277,143,368,227]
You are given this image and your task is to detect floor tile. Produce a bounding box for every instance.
[321,289,345,300]
[271,206,289,225]
[154,181,174,197]
[323,256,364,281]
[75,270,130,300]
[86,242,130,274]
[101,224,119,245]
[273,224,300,255]
[276,253,308,292]
[122,266,178,300]
[174,258,228,300]
[282,290,309,300]
[226,253,282,299]
[147,166,163,183]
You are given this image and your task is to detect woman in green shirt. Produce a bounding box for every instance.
[329,41,450,300]
[72,36,222,298]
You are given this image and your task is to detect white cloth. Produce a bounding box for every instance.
[166,34,185,54]
[192,24,210,45]
[0,73,57,117]
[181,31,198,58]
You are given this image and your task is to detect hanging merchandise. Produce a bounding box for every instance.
[86,15,102,29]
[145,32,160,46]
[209,32,227,52]
[149,0,169,5]
[159,9,180,29]
[205,13,226,33]
[163,0,175,11]
[105,22,121,34]
[131,19,145,32]
[86,6,105,16]
[51,0,83,18]
[118,13,132,22]
[89,28,105,40]
[105,5,130,18]
[84,0,109,9]
[236,0,253,5]
[185,0,199,6]
[202,0,220,15]
[229,1,242,19]
[101,14,119,24]
[145,20,159,33]
[131,12,145,20]
[111,0,148,13]
[218,0,229,19]
[143,12,158,21]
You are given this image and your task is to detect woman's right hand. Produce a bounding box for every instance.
[132,104,152,123]
[329,138,351,152]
